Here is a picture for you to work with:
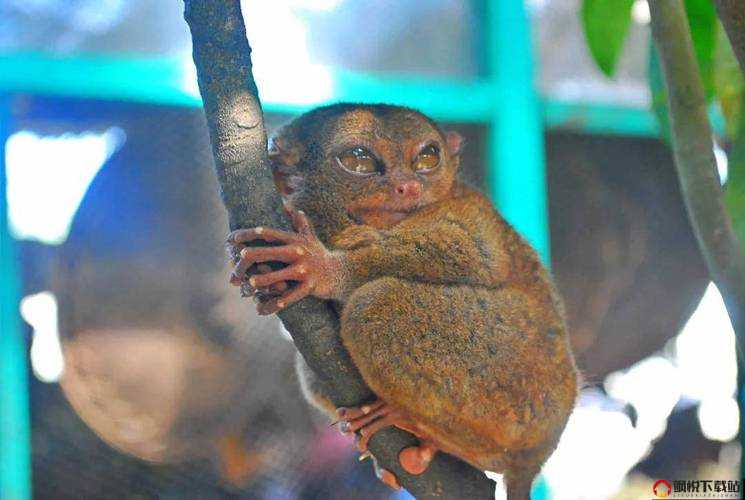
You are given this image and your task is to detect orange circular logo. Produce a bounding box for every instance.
[653,479,672,498]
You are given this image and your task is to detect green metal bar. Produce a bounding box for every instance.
[543,98,726,138]
[0,52,493,122]
[0,95,31,500]
[487,0,550,264]
[0,51,725,137]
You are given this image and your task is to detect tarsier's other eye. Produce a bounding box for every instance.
[336,147,379,175]
[413,144,441,172]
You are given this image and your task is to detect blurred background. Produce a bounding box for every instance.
[0,1,740,499]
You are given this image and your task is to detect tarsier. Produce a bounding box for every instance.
[227,104,578,499]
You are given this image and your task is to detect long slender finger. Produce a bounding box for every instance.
[228,227,302,245]
[230,246,304,284]
[270,281,289,293]
[274,280,314,310]
[290,210,312,235]
[251,264,288,295]
[256,281,313,315]
[249,263,309,289]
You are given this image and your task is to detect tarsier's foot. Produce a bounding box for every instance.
[225,207,342,315]
[336,400,438,476]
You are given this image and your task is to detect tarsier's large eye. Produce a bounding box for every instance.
[336,147,380,175]
[413,144,441,172]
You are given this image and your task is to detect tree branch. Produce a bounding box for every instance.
[713,0,745,75]
[182,1,495,497]
[649,1,745,348]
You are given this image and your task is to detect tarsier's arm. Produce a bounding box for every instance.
[334,211,509,296]
[227,191,512,314]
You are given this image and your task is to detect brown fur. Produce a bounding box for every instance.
[270,103,578,498]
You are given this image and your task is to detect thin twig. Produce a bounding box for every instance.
[649,0,745,349]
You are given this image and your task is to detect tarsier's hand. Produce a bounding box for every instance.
[226,208,345,315]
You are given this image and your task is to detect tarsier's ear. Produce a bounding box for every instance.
[445,131,465,157]
[268,134,303,197]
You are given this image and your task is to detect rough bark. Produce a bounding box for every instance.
[649,1,745,352]
[182,1,495,497]
[713,0,745,75]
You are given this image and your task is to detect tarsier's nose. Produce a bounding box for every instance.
[394,180,422,199]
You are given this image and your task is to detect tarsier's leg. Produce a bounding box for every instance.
[339,277,563,484]
[295,355,403,489]
[503,442,557,500]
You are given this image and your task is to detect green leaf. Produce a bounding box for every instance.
[714,23,745,140]
[648,43,672,143]
[581,0,634,77]
[684,0,717,101]
[725,99,745,255]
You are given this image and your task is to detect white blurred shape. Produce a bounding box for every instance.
[555,283,738,498]
[183,2,333,105]
[527,0,549,12]
[485,471,506,500]
[714,140,728,185]
[632,0,651,24]
[5,127,125,245]
[604,355,680,440]
[242,0,333,104]
[71,0,126,32]
[181,55,200,98]
[542,406,650,500]
[698,397,739,442]
[20,291,64,383]
[675,283,736,402]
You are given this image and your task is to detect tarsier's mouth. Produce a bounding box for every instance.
[348,206,417,229]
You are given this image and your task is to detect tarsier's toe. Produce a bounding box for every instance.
[398,443,436,475]
[373,461,401,490]
[336,400,385,420]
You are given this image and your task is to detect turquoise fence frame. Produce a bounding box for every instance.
[0,95,31,500]
[0,2,729,498]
